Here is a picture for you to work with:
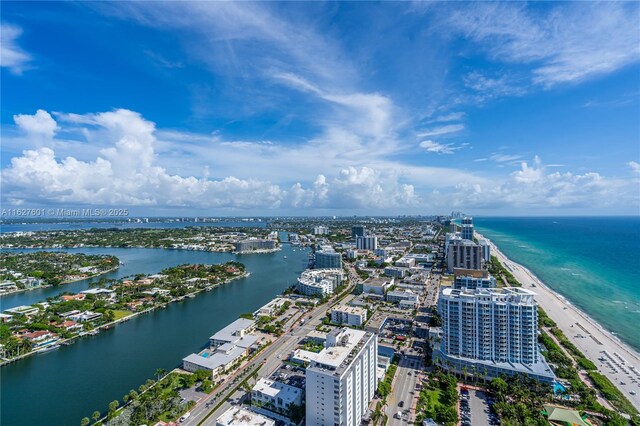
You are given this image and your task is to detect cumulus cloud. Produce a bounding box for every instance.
[0,22,32,74]
[446,157,637,209]
[1,109,417,210]
[629,161,640,174]
[13,110,58,141]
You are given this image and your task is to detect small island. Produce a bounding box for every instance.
[0,261,247,364]
[0,227,279,253]
[0,251,120,295]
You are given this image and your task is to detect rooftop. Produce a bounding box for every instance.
[252,378,301,404]
[216,407,275,426]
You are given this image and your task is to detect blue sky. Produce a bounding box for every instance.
[1,1,639,216]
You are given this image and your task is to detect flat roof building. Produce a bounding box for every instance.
[436,287,554,383]
[331,305,368,327]
[251,378,303,413]
[216,407,275,426]
[306,328,378,426]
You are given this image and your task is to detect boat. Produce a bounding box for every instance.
[88,330,99,336]
[38,344,60,353]
[283,256,287,259]
[186,294,196,299]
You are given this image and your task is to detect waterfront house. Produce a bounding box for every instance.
[20,330,59,349]
[60,320,83,332]
[61,294,86,302]
[80,288,116,300]
[5,305,40,317]
[0,313,13,322]
[0,281,18,293]
[70,311,103,323]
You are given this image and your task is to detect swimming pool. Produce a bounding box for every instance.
[553,381,567,394]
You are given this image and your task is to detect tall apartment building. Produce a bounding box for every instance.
[306,328,378,426]
[446,240,483,273]
[356,235,377,251]
[315,249,343,269]
[234,239,277,253]
[461,217,474,241]
[314,226,329,235]
[477,238,491,262]
[435,287,554,383]
[351,225,366,239]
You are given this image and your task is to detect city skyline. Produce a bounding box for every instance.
[1,2,639,216]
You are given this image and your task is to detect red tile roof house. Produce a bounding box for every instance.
[20,330,60,349]
[61,294,86,302]
[60,320,83,332]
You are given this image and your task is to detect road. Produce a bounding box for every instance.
[386,350,424,426]
[184,282,357,425]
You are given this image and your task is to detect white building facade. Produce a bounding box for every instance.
[306,328,378,426]
[436,287,554,383]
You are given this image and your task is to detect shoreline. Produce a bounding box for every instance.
[0,271,250,367]
[478,232,640,410]
[0,265,121,298]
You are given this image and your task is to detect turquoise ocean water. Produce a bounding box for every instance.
[474,217,640,352]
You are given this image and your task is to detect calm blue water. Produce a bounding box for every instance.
[0,220,266,233]
[475,217,640,352]
[1,234,310,426]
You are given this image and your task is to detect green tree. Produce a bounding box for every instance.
[80,417,90,426]
[489,377,509,402]
[155,368,166,381]
[92,411,101,422]
[108,400,119,416]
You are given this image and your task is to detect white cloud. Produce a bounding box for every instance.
[417,124,464,138]
[446,157,637,209]
[0,22,31,74]
[629,161,640,174]
[13,110,58,141]
[420,140,463,155]
[442,2,640,87]
[1,109,418,210]
[490,153,523,163]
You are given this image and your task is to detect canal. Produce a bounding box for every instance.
[0,241,309,426]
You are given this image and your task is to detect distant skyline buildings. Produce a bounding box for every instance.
[1,3,638,216]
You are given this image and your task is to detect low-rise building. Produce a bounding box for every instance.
[216,407,275,426]
[383,266,405,279]
[362,277,394,295]
[4,305,39,317]
[255,298,289,318]
[70,311,103,322]
[331,305,368,327]
[251,378,303,413]
[296,269,344,297]
[386,290,419,306]
[20,330,59,349]
[210,318,257,348]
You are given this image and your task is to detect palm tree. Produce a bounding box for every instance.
[92,411,101,423]
[155,368,166,381]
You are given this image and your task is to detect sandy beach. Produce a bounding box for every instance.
[478,233,640,411]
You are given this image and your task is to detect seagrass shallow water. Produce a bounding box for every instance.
[474,216,640,352]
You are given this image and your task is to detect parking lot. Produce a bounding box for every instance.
[459,388,498,426]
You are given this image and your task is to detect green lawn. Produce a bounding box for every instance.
[113,310,133,320]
